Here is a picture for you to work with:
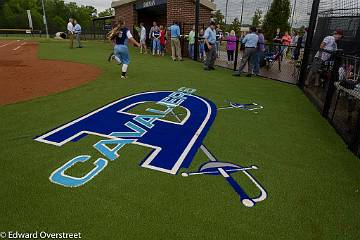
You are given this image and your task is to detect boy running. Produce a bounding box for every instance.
[108,19,141,79]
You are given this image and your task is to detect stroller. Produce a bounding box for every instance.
[264,44,286,71]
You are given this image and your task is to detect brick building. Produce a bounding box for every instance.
[111,0,216,36]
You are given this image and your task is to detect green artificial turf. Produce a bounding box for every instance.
[0,39,360,239]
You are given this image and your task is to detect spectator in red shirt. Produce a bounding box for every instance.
[281,31,292,59]
[159,25,167,56]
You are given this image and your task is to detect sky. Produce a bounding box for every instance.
[64,0,112,12]
[65,0,358,27]
[214,0,314,27]
[65,0,313,27]
[213,0,358,27]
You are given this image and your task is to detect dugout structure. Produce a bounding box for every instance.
[91,15,116,40]
[111,0,215,37]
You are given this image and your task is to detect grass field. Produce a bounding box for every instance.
[1,39,360,239]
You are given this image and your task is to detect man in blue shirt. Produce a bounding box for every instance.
[203,21,217,71]
[169,22,182,61]
[233,26,259,77]
[74,19,82,48]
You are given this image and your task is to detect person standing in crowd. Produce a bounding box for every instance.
[188,25,196,59]
[273,28,282,44]
[108,19,141,79]
[149,22,157,53]
[293,31,304,60]
[281,31,292,59]
[239,33,245,54]
[169,21,182,61]
[233,26,259,77]
[302,28,308,48]
[73,20,82,48]
[253,28,265,76]
[215,24,223,58]
[139,23,147,54]
[203,21,217,71]
[159,25,167,56]
[226,30,237,65]
[199,29,206,61]
[152,26,161,56]
[67,18,74,49]
[291,31,299,59]
[305,29,344,86]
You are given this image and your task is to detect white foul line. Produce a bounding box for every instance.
[13,42,26,51]
[0,41,15,48]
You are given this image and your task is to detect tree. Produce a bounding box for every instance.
[213,10,225,30]
[228,17,241,36]
[251,9,262,28]
[98,8,114,17]
[0,0,98,33]
[262,0,291,39]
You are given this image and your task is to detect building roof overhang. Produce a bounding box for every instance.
[111,0,216,11]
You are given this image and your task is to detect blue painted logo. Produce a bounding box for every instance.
[35,88,216,185]
[35,87,267,207]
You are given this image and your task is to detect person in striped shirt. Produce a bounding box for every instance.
[152,26,161,56]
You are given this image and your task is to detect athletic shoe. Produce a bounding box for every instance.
[209,67,215,70]
[121,75,127,79]
[108,53,114,62]
[203,67,211,71]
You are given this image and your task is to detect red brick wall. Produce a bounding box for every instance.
[114,3,137,29]
[167,0,213,33]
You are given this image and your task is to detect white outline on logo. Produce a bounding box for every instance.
[35,91,213,175]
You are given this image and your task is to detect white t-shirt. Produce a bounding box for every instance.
[67,22,74,33]
[315,36,337,61]
[140,27,146,41]
[126,30,133,39]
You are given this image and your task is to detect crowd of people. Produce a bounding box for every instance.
[104,18,346,83]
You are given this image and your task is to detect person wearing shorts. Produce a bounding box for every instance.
[108,19,141,79]
[139,22,147,54]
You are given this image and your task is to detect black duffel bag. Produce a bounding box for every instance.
[340,80,357,90]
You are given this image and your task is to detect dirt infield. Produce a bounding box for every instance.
[0,40,101,105]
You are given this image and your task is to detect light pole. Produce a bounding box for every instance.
[194,0,200,61]
[290,0,297,29]
[41,0,49,38]
[239,0,245,27]
[225,0,229,24]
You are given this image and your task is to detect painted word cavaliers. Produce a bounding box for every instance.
[35,87,267,208]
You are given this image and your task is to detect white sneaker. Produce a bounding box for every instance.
[121,75,127,79]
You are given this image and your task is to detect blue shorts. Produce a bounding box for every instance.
[114,45,130,65]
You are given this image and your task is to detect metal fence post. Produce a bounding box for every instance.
[350,111,360,155]
[298,0,321,88]
[322,51,342,117]
[233,39,239,71]
[194,0,200,61]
